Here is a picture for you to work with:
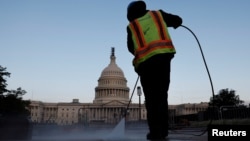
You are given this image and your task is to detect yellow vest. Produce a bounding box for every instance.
[128,10,176,69]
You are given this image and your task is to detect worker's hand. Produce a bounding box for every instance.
[173,25,180,29]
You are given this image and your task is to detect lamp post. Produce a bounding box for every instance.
[137,86,142,121]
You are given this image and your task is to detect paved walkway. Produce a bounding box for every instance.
[32,126,208,141]
[122,128,208,141]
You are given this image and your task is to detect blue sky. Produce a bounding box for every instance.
[1,0,249,105]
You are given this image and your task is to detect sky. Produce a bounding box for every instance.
[1,0,249,105]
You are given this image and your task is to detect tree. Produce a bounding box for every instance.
[1,87,31,115]
[0,66,10,95]
[0,65,30,115]
[0,66,32,140]
[209,88,244,108]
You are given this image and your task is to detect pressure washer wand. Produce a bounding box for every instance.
[124,75,140,117]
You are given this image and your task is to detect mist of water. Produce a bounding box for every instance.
[102,118,125,140]
[31,118,129,141]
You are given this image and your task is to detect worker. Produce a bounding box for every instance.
[126,1,182,140]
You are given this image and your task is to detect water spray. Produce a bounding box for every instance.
[103,75,140,140]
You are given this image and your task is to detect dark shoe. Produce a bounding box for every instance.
[162,130,168,138]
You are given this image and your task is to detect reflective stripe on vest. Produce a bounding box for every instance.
[150,10,168,40]
[129,11,176,68]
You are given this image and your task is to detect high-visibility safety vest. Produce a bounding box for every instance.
[128,10,176,69]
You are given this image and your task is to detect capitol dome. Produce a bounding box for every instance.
[93,47,130,104]
[101,50,124,78]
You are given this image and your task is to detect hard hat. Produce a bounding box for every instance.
[127,1,146,12]
[127,1,146,21]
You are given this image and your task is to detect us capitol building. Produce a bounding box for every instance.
[29,47,208,125]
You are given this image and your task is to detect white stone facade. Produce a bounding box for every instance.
[29,47,208,125]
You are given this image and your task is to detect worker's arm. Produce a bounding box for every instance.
[159,9,182,29]
[127,26,135,55]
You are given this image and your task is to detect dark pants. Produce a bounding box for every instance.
[137,53,174,137]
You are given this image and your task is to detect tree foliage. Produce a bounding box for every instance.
[0,66,10,95]
[0,65,30,116]
[209,88,244,108]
